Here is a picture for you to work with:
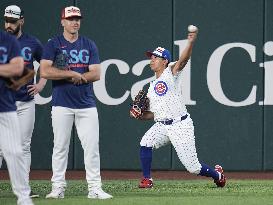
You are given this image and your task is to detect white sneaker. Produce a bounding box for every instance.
[88,188,113,199]
[45,187,65,199]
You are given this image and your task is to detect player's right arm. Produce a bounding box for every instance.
[171,30,198,75]
[0,56,24,78]
[40,38,86,82]
[40,59,84,81]
[0,36,24,78]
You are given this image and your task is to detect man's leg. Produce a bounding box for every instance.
[139,122,169,188]
[75,107,112,199]
[46,106,74,198]
[169,117,226,187]
[0,112,33,204]
[140,146,152,178]
[16,100,35,184]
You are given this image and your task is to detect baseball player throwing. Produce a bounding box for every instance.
[130,27,226,188]
[0,30,34,205]
[40,6,112,199]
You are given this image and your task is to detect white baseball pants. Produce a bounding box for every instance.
[0,100,35,184]
[140,115,202,174]
[0,112,32,204]
[51,106,102,189]
[16,100,35,184]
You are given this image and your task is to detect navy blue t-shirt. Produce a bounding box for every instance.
[42,35,99,109]
[15,33,43,101]
[0,31,21,112]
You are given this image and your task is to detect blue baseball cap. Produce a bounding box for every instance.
[146,47,171,62]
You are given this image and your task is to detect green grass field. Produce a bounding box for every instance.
[1,179,273,205]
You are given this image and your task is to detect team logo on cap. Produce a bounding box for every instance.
[5,9,20,16]
[62,6,82,19]
[154,81,168,96]
[156,47,164,53]
[67,7,80,15]
[4,5,22,19]
[152,47,165,57]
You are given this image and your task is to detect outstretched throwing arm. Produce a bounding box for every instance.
[172,25,198,75]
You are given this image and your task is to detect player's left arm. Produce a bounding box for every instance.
[171,30,198,75]
[27,38,48,96]
[27,77,47,96]
[79,40,101,83]
[82,64,100,82]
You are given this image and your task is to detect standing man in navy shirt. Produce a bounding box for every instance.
[40,6,112,199]
[0,30,34,205]
[0,5,46,198]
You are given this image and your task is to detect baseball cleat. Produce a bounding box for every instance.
[88,187,113,199]
[214,165,226,187]
[45,187,65,199]
[139,178,153,188]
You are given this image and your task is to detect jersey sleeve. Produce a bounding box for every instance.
[88,40,100,65]
[42,39,56,61]
[169,61,184,81]
[8,36,21,61]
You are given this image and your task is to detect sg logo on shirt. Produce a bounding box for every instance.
[21,47,32,61]
[0,47,8,63]
[62,49,89,64]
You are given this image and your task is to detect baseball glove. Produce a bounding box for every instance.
[130,90,149,119]
[52,49,70,70]
[5,67,35,91]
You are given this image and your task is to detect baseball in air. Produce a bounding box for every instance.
[188,25,198,32]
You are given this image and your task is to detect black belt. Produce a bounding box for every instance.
[158,114,188,125]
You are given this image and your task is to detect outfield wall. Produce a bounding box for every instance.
[1,0,273,171]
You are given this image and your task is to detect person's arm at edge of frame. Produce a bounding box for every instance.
[171,30,198,75]
[0,56,24,78]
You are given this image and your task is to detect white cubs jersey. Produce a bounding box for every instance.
[147,62,188,121]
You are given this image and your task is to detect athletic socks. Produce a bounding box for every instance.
[140,146,152,178]
[140,149,220,180]
[199,163,220,180]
